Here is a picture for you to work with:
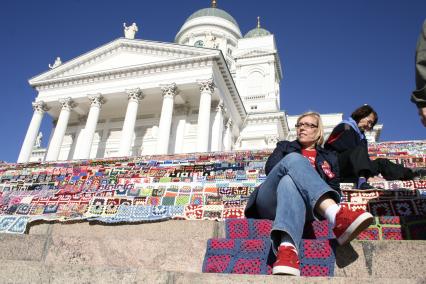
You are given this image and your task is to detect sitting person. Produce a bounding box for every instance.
[411,19,426,127]
[245,112,373,276]
[325,105,422,189]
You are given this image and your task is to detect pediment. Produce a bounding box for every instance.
[29,38,217,85]
[233,48,275,59]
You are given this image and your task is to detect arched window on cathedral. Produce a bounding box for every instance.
[247,71,264,96]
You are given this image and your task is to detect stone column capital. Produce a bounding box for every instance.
[265,135,279,145]
[160,83,178,99]
[32,101,49,113]
[197,78,215,93]
[88,94,105,108]
[126,88,144,102]
[59,97,76,111]
[215,100,224,112]
[226,118,233,129]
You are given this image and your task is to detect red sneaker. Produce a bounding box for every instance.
[333,206,373,245]
[272,245,300,276]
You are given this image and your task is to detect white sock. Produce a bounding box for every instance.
[325,204,340,227]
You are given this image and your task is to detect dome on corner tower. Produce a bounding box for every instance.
[244,16,271,38]
[244,27,271,38]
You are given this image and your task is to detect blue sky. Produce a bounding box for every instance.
[0,0,425,162]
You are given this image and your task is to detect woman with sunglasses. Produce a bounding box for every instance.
[245,111,373,276]
[325,105,420,189]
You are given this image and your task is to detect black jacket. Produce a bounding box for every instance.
[244,140,340,219]
[411,20,426,108]
[265,140,340,192]
[324,123,367,154]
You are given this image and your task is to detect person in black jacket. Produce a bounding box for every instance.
[411,19,426,127]
[325,105,419,189]
[245,112,373,276]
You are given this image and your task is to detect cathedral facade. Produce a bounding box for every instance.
[18,4,381,163]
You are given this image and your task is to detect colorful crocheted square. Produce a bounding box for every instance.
[299,239,335,276]
[231,258,263,274]
[161,196,175,206]
[146,196,161,206]
[223,208,245,219]
[203,238,270,275]
[252,219,272,239]
[301,264,330,277]
[382,227,402,240]
[357,227,380,240]
[368,200,394,216]
[190,194,203,205]
[202,210,222,220]
[0,216,16,232]
[175,195,190,206]
[227,219,250,239]
[184,205,203,220]
[392,200,418,216]
[204,255,231,273]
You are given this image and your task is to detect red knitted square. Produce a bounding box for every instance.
[232,258,262,274]
[303,240,331,259]
[301,264,329,277]
[205,255,231,273]
[240,239,265,254]
[253,220,272,239]
[382,227,402,240]
[228,219,249,239]
[210,239,235,250]
[357,228,379,240]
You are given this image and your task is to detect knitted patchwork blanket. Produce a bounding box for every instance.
[203,219,336,277]
[357,215,426,240]
[0,141,425,234]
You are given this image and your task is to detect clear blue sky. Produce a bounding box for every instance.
[1,0,425,162]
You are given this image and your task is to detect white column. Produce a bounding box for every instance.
[223,118,233,151]
[173,104,189,154]
[157,83,177,154]
[78,94,105,159]
[71,115,87,159]
[45,97,75,161]
[118,88,144,157]
[196,79,215,152]
[17,101,49,163]
[210,100,224,152]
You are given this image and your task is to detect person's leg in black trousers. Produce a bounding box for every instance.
[370,158,414,180]
[337,145,373,183]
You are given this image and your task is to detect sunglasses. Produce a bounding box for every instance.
[295,122,318,129]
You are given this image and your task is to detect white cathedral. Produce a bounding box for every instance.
[18,2,381,163]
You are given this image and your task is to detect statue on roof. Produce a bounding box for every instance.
[34,132,43,148]
[48,57,62,69]
[123,22,138,39]
[204,32,218,49]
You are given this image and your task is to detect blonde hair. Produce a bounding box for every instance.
[296,111,324,146]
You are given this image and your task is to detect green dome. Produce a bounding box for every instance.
[185,8,239,27]
[244,27,271,38]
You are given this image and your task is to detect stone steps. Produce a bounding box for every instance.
[0,262,422,284]
[0,220,424,282]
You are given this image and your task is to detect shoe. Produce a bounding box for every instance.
[412,168,426,180]
[272,245,300,276]
[333,206,374,245]
[359,182,374,190]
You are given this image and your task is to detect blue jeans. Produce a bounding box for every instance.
[255,153,340,252]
